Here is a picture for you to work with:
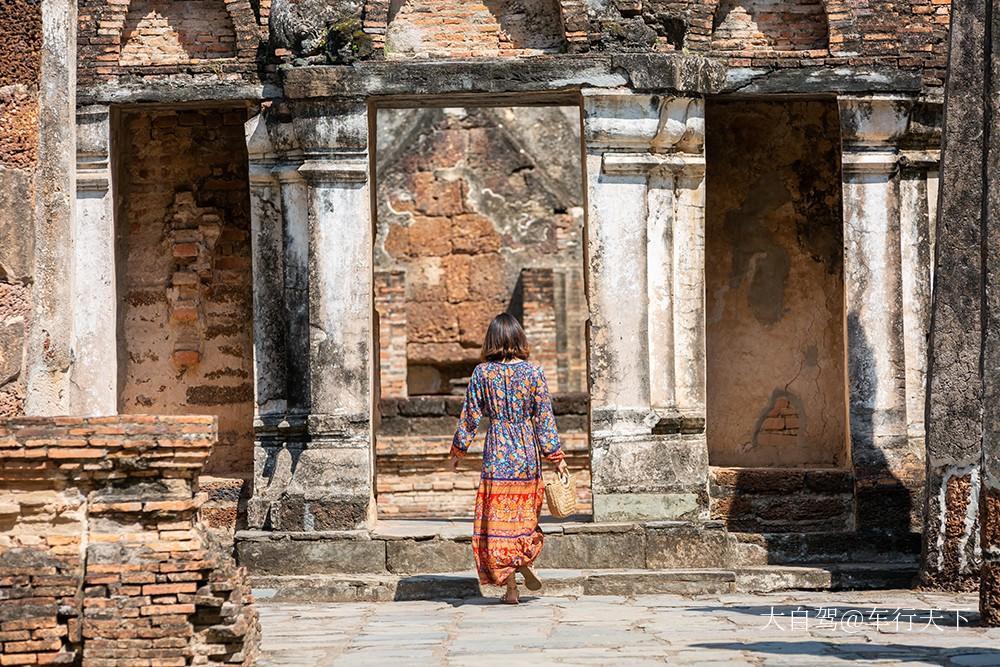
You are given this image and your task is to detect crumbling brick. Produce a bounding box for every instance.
[0,415,259,665]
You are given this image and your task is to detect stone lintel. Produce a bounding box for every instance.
[78,80,273,106]
[283,54,723,102]
[722,66,924,97]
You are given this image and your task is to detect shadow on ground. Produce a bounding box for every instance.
[693,641,1000,666]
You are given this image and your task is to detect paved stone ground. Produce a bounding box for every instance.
[257,589,1000,666]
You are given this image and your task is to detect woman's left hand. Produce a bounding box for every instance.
[450,452,462,471]
[555,460,568,477]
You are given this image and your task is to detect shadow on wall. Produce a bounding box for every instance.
[847,312,917,536]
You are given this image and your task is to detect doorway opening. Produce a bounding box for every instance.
[705,98,851,532]
[114,105,255,529]
[371,104,591,521]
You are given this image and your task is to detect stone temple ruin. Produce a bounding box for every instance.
[3,0,1000,654]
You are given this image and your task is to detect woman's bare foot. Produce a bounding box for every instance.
[501,575,519,604]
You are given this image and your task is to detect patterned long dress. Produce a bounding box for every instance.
[451,360,565,585]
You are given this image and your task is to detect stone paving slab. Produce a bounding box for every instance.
[258,590,999,666]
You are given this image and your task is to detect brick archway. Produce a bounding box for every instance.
[710,0,830,52]
[363,0,578,57]
[78,0,261,73]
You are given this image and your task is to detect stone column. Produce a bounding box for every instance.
[72,105,117,416]
[25,0,77,414]
[839,96,920,535]
[583,91,709,522]
[245,112,288,418]
[245,100,375,532]
[898,149,938,466]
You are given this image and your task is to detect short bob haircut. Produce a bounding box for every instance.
[481,313,530,362]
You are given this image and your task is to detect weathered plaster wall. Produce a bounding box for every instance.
[118,107,254,475]
[0,0,42,418]
[375,106,587,394]
[705,99,846,468]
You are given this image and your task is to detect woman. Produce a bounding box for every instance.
[449,313,568,604]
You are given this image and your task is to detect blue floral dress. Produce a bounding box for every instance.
[450,360,564,584]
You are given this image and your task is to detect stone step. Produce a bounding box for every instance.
[250,564,920,603]
[235,522,920,576]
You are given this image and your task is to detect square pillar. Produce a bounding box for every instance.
[245,101,375,531]
[25,0,77,414]
[72,105,118,416]
[583,91,709,522]
[839,95,920,534]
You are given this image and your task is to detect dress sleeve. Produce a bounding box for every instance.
[533,368,565,463]
[451,366,484,458]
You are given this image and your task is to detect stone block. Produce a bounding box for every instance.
[646,525,765,569]
[591,433,708,495]
[386,539,470,573]
[583,570,735,596]
[0,318,24,385]
[593,493,702,522]
[237,536,386,575]
[534,530,645,570]
[0,168,34,282]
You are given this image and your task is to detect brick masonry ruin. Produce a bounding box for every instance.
[5,0,1000,628]
[0,415,258,664]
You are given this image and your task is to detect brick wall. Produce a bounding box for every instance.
[0,0,41,420]
[78,0,265,86]
[375,269,408,398]
[711,467,854,532]
[377,393,591,517]
[118,0,239,65]
[119,108,254,476]
[521,268,559,393]
[0,415,259,665]
[357,1,951,89]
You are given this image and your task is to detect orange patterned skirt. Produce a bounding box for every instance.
[471,478,545,585]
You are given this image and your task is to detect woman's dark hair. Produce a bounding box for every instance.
[481,313,530,362]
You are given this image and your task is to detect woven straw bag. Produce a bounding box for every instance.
[544,470,577,518]
[531,414,577,517]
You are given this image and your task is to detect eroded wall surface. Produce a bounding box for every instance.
[705,99,846,468]
[118,108,254,475]
[0,0,42,419]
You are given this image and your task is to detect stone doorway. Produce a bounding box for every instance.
[115,105,255,481]
[371,104,592,520]
[704,98,852,532]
